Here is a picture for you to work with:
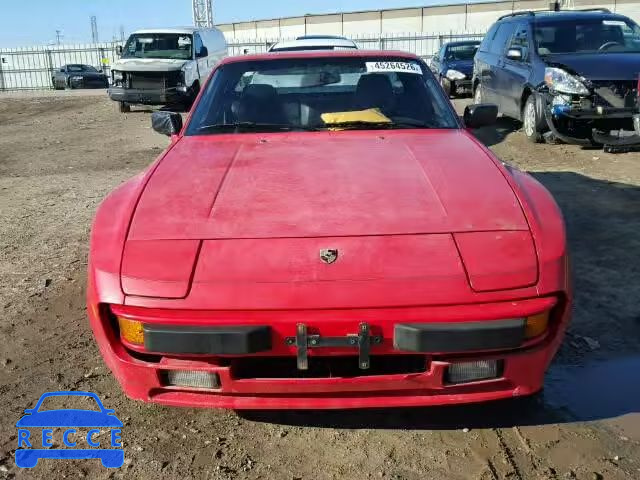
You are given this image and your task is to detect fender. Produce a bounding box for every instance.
[182,60,199,88]
[503,165,570,296]
[87,142,181,306]
[462,131,569,296]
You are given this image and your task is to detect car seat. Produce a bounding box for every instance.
[353,74,396,114]
[236,84,288,124]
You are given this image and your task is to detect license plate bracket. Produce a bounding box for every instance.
[285,323,382,370]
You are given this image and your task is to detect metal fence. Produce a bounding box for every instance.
[0,32,484,92]
[0,42,122,92]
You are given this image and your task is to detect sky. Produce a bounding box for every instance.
[0,0,467,48]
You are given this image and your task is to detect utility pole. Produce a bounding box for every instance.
[192,0,214,28]
[119,25,126,42]
[55,30,63,45]
[91,15,99,43]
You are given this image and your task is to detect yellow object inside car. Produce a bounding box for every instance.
[321,108,391,130]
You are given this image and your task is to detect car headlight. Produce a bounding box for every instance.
[544,67,589,95]
[446,69,466,81]
[70,76,84,81]
[113,71,124,81]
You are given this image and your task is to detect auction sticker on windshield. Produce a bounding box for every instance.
[366,61,421,74]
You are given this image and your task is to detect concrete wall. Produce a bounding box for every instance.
[217,0,640,41]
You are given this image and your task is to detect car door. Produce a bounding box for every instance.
[474,24,499,104]
[487,22,516,111]
[500,22,533,119]
[194,33,209,81]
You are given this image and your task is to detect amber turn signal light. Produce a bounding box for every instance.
[525,311,549,339]
[117,316,145,345]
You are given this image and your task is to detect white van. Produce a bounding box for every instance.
[109,27,227,112]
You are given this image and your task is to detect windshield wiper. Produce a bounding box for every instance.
[320,119,437,130]
[197,122,319,133]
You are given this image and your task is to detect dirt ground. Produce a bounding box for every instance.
[0,91,639,480]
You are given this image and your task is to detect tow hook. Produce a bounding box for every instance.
[285,323,382,371]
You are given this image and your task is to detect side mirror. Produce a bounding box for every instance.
[464,104,498,128]
[506,47,523,61]
[151,111,183,136]
[197,46,208,58]
[116,45,123,56]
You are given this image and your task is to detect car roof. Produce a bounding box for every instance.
[499,9,631,23]
[131,27,208,35]
[296,35,350,40]
[222,49,420,65]
[270,38,358,51]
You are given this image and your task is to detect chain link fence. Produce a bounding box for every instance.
[0,32,484,92]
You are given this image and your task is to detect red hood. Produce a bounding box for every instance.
[121,130,537,302]
[128,130,527,241]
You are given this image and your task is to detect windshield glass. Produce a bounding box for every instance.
[534,18,640,54]
[186,56,458,135]
[122,33,193,60]
[67,65,98,73]
[445,43,479,60]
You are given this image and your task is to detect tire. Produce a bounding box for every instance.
[523,94,544,143]
[473,83,483,104]
[118,102,131,113]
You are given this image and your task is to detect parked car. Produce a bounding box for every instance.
[52,64,108,90]
[88,49,570,410]
[269,35,358,52]
[473,9,640,149]
[108,27,227,112]
[429,40,480,97]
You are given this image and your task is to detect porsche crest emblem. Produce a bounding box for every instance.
[319,248,339,264]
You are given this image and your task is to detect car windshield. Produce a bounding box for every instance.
[534,17,640,54]
[122,33,193,60]
[445,44,479,60]
[186,56,458,135]
[67,65,98,73]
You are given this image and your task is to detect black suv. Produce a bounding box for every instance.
[473,9,640,150]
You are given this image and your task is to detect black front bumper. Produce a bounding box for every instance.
[108,87,188,105]
[394,319,525,353]
[544,92,640,148]
[141,320,526,358]
[144,324,272,355]
[70,78,108,89]
[452,79,473,93]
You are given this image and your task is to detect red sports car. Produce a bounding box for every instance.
[88,50,571,410]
